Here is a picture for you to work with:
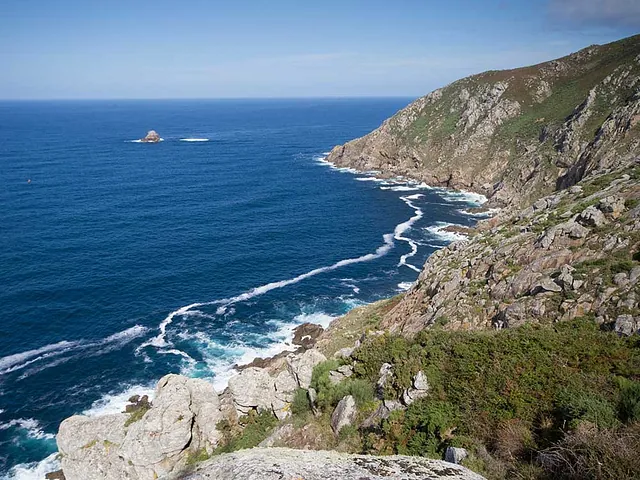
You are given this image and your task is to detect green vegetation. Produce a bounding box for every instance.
[297,319,640,479]
[213,410,278,455]
[311,359,375,411]
[124,403,151,427]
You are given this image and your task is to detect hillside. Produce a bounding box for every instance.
[326,35,640,208]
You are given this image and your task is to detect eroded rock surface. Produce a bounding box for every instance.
[182,447,485,480]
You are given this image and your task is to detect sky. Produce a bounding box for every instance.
[1,0,639,99]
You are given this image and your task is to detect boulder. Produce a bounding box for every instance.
[328,365,354,385]
[401,371,430,406]
[140,130,161,143]
[615,314,639,336]
[599,195,626,219]
[228,367,276,416]
[530,277,562,295]
[272,370,299,420]
[578,206,608,227]
[331,395,357,434]
[286,349,326,389]
[334,347,355,359]
[445,447,469,465]
[376,363,394,396]
[292,323,324,350]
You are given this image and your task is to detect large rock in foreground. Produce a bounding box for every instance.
[57,374,224,480]
[182,447,485,479]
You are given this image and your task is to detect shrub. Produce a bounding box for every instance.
[555,388,619,429]
[618,378,640,424]
[213,410,277,454]
[291,388,311,416]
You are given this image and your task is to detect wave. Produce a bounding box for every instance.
[82,383,155,417]
[458,207,499,217]
[435,188,487,205]
[179,138,209,142]
[5,453,60,480]
[424,222,469,243]
[0,418,54,441]
[0,325,148,379]
[141,232,396,349]
[395,195,424,272]
[128,138,165,143]
[397,282,414,291]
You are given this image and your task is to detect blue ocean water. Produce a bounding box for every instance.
[0,99,483,478]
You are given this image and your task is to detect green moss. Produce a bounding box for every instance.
[124,403,151,427]
[212,410,278,455]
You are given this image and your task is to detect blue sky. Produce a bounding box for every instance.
[1,0,639,99]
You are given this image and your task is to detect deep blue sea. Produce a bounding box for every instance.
[0,98,484,478]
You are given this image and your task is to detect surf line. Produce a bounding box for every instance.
[395,194,424,273]
[140,193,430,350]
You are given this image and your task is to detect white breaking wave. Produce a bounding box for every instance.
[425,222,469,243]
[142,232,396,349]
[83,384,155,417]
[395,195,424,272]
[0,325,148,378]
[458,207,499,217]
[436,188,487,205]
[128,138,165,143]
[180,138,209,142]
[397,282,414,291]
[5,453,60,480]
[0,418,54,440]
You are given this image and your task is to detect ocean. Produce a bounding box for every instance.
[0,98,484,478]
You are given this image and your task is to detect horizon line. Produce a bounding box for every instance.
[0,95,419,102]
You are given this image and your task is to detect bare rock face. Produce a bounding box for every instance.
[325,35,640,209]
[382,164,640,335]
[183,447,486,480]
[331,395,357,434]
[140,130,161,143]
[286,348,327,389]
[57,374,224,480]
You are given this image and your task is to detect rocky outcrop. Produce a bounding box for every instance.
[140,130,161,143]
[57,375,225,480]
[330,395,357,434]
[383,163,640,335]
[325,35,640,208]
[183,447,485,479]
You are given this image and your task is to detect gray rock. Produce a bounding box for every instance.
[569,185,583,194]
[328,365,354,385]
[578,205,608,227]
[273,370,299,420]
[286,349,327,389]
[184,447,485,479]
[376,363,394,396]
[615,314,639,336]
[613,272,629,287]
[445,447,469,465]
[331,395,357,434]
[530,277,562,295]
[630,266,640,283]
[599,195,626,218]
[228,367,276,416]
[58,375,224,480]
[333,347,354,359]
[401,371,430,406]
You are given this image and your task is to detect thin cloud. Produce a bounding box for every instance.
[549,0,640,27]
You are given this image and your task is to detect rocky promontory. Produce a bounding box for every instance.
[140,130,161,143]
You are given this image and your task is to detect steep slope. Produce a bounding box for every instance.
[383,162,640,334]
[326,35,640,208]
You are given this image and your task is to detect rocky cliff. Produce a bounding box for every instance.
[326,35,640,208]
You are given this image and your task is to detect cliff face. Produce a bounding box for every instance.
[383,163,640,334]
[327,35,640,208]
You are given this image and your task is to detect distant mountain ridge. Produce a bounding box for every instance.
[326,34,640,208]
